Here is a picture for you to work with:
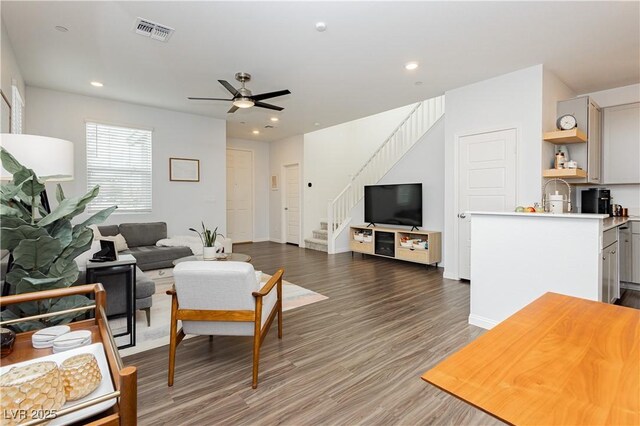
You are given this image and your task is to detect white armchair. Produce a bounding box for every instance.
[168,261,284,388]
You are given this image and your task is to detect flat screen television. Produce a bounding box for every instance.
[364,183,422,227]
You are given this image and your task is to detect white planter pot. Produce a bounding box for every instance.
[203,246,216,260]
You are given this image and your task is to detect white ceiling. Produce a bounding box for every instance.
[2,1,639,142]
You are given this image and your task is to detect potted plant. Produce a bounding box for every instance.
[0,147,117,331]
[189,222,224,260]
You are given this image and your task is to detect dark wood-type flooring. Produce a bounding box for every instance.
[125,242,639,425]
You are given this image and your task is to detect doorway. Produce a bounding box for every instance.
[283,163,300,245]
[226,148,253,243]
[457,128,517,280]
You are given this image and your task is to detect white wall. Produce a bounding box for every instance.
[335,117,445,259]
[269,134,303,242]
[303,104,414,241]
[444,65,544,279]
[226,138,270,241]
[25,86,227,236]
[1,19,25,123]
[576,83,640,216]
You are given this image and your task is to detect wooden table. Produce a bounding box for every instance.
[422,292,639,425]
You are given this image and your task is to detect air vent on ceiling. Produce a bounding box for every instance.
[134,17,174,42]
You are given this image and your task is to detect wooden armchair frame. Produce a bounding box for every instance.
[167,268,284,389]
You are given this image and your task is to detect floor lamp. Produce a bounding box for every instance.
[0,133,74,296]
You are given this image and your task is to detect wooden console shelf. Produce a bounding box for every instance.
[0,284,137,426]
[350,225,441,266]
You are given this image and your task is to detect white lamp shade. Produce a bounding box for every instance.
[0,134,74,181]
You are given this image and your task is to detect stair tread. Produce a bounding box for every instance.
[304,237,328,245]
[313,229,328,235]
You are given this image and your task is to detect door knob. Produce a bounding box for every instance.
[458,213,466,219]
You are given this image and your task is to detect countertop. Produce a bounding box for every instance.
[469,211,609,219]
[469,211,638,230]
[603,216,640,231]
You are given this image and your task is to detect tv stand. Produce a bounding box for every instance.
[349,225,441,267]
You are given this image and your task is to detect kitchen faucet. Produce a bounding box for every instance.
[542,178,572,213]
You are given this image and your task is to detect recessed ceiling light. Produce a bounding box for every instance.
[90,81,104,87]
[55,26,69,32]
[405,62,419,71]
[270,117,279,122]
[252,130,260,135]
[315,22,327,32]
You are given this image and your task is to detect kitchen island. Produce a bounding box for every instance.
[469,211,611,329]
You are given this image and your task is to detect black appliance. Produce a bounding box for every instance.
[364,183,422,228]
[374,231,395,257]
[581,188,611,214]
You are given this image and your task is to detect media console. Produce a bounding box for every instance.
[349,225,442,267]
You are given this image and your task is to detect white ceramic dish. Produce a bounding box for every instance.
[0,343,116,425]
[353,234,364,242]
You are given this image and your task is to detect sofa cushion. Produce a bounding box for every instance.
[124,245,191,268]
[98,225,119,237]
[119,222,167,248]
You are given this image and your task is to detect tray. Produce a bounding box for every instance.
[0,343,116,425]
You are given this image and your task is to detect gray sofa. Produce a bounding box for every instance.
[98,222,193,271]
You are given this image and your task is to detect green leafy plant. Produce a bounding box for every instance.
[189,222,224,247]
[0,147,117,331]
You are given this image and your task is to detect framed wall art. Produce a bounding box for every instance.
[169,157,200,182]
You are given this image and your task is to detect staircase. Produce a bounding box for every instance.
[304,220,329,252]
[323,95,445,253]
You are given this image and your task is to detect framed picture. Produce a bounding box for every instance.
[169,157,200,182]
[0,90,11,133]
[271,175,278,190]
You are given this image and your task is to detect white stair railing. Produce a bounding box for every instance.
[326,95,445,253]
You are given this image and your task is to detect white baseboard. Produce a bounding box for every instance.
[252,237,269,242]
[443,271,459,280]
[269,238,282,243]
[468,314,497,330]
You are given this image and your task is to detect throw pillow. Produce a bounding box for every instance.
[101,234,129,252]
[89,225,102,241]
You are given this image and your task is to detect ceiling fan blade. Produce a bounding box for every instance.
[218,80,239,96]
[188,97,233,101]
[254,101,284,111]
[251,89,291,101]
[227,105,239,114]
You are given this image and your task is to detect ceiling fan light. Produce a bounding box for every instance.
[233,97,255,108]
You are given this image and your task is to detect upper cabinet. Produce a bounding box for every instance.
[602,102,640,184]
[556,96,602,183]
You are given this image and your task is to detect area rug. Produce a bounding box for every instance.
[113,271,327,357]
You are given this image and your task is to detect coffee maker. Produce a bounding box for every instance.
[581,188,611,214]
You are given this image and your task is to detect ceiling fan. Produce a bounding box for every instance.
[188,72,291,113]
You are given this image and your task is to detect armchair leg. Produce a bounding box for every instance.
[143,307,151,327]
[252,332,260,389]
[278,301,283,339]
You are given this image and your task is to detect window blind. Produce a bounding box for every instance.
[11,85,23,134]
[86,122,152,213]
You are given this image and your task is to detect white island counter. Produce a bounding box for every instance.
[469,211,610,329]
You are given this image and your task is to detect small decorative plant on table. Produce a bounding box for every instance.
[0,147,117,331]
[190,222,225,260]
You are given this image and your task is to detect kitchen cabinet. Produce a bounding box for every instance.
[601,228,619,303]
[602,240,619,303]
[603,102,640,184]
[619,225,632,283]
[632,222,640,284]
[557,96,602,183]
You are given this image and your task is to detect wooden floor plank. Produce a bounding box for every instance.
[125,242,638,425]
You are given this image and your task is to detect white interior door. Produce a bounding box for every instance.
[284,164,300,245]
[226,149,253,243]
[458,129,517,280]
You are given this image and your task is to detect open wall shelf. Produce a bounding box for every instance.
[543,129,587,144]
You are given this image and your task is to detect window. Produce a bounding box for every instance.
[11,84,24,134]
[86,122,152,213]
